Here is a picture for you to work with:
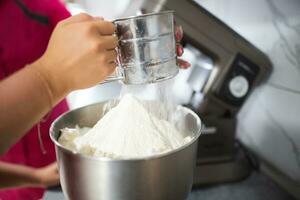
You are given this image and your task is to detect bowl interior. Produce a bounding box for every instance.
[50,100,201,160]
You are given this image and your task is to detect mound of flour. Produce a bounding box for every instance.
[59,94,192,158]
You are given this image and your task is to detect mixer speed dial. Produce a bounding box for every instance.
[229,75,249,98]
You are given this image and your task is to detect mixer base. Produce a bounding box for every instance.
[193,149,252,186]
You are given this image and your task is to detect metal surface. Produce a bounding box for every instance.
[50,102,201,200]
[44,172,296,200]
[104,11,178,84]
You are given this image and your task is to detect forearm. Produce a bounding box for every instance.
[0,161,41,189]
[0,63,67,155]
[0,14,118,154]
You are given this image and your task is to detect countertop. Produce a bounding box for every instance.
[44,171,295,200]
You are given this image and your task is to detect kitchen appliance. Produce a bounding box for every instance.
[104,11,178,84]
[50,101,201,200]
[141,0,272,184]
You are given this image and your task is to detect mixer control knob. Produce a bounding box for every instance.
[229,75,249,98]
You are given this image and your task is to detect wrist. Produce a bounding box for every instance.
[0,162,43,188]
[29,58,70,107]
[14,165,44,188]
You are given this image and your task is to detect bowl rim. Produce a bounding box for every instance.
[50,101,201,162]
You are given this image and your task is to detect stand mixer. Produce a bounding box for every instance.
[141,0,273,185]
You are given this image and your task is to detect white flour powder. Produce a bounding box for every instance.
[59,94,192,159]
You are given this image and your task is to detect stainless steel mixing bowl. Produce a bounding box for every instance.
[50,101,201,200]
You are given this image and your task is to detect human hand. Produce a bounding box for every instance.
[175,25,191,69]
[33,162,60,188]
[32,13,118,102]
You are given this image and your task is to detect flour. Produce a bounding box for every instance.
[59,94,192,159]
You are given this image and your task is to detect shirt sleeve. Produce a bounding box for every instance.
[48,0,71,29]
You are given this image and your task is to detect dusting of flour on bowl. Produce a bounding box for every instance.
[59,94,192,158]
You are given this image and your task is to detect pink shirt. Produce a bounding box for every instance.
[0,0,70,199]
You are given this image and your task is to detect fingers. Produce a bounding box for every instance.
[105,50,117,75]
[35,162,60,187]
[92,20,116,35]
[105,50,117,63]
[49,162,58,170]
[99,35,118,50]
[99,50,117,72]
[174,24,191,69]
[106,62,117,75]
[175,25,183,42]
[176,43,184,57]
[48,172,60,187]
[178,58,191,69]
[47,162,60,185]
[45,162,59,174]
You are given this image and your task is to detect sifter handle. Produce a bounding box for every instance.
[100,27,124,84]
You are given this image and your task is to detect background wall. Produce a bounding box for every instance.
[197,0,300,182]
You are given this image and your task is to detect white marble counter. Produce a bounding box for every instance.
[198,0,300,182]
